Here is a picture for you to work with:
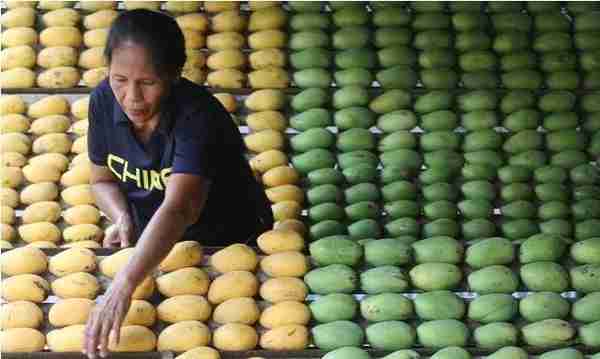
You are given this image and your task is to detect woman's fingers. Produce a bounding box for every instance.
[98,316,112,358]
[103,225,119,248]
[84,308,102,359]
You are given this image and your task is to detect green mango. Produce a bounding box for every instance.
[374,27,412,48]
[312,320,364,350]
[574,185,600,201]
[377,66,418,89]
[538,201,571,220]
[335,49,377,69]
[291,149,336,174]
[307,184,343,205]
[310,293,358,323]
[378,46,417,67]
[500,90,536,113]
[461,164,496,181]
[304,264,357,294]
[310,220,346,240]
[345,201,379,221]
[572,199,600,220]
[544,112,579,131]
[329,2,367,10]
[414,30,452,49]
[534,32,572,53]
[289,30,330,50]
[380,351,420,359]
[290,128,334,152]
[423,183,459,202]
[466,237,515,268]
[546,71,580,90]
[372,8,411,27]
[455,31,492,52]
[382,181,417,202]
[467,265,519,294]
[345,183,380,204]
[380,165,418,183]
[462,219,496,240]
[309,202,345,222]
[576,219,600,241]
[411,236,463,264]
[452,12,487,31]
[424,150,464,171]
[501,200,536,219]
[520,262,569,292]
[571,238,600,264]
[467,293,517,323]
[498,165,532,183]
[290,13,330,31]
[459,50,497,72]
[458,90,498,111]
[332,7,369,27]
[508,150,547,170]
[370,90,411,114]
[493,31,530,53]
[360,293,413,322]
[290,48,332,70]
[583,112,600,132]
[421,110,458,130]
[473,322,518,350]
[384,200,420,219]
[487,347,528,359]
[414,91,453,114]
[409,263,462,291]
[552,150,589,169]
[521,319,575,347]
[539,349,585,359]
[460,110,498,130]
[546,129,587,152]
[576,11,600,31]
[449,2,483,12]
[420,131,460,151]
[416,320,469,349]
[423,201,458,220]
[535,13,570,32]
[501,183,534,202]
[571,164,600,185]
[343,164,378,185]
[333,86,370,109]
[492,12,531,32]
[461,180,495,201]
[290,108,332,131]
[361,266,409,294]
[420,69,458,89]
[385,217,419,237]
[377,110,417,132]
[570,264,600,292]
[413,12,451,30]
[380,149,422,169]
[423,219,460,238]
[419,166,456,185]
[293,68,332,88]
[334,68,374,88]
[572,292,600,323]
[580,50,600,71]
[540,219,573,237]
[310,236,362,267]
[410,2,446,12]
[462,129,503,151]
[337,128,376,152]
[431,347,471,359]
[458,199,493,219]
[527,2,561,12]
[519,233,568,264]
[501,219,538,240]
[534,165,568,183]
[365,321,416,350]
[539,90,577,112]
[503,109,541,131]
[333,26,370,49]
[337,150,379,170]
[519,292,570,322]
[461,71,498,89]
[288,1,322,12]
[502,69,543,89]
[541,52,578,72]
[379,131,417,152]
[323,347,370,359]
[414,290,465,320]
[348,219,381,240]
[364,238,412,267]
[292,88,330,111]
[575,32,600,51]
[500,51,537,71]
[419,49,456,69]
[308,168,344,186]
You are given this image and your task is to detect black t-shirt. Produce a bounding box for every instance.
[88,78,273,246]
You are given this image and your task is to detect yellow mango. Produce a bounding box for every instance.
[247,111,287,132]
[176,13,209,32]
[0,239,14,249]
[1,187,19,207]
[1,152,27,167]
[38,1,72,10]
[165,1,202,13]
[48,298,94,327]
[1,223,16,242]
[72,119,89,136]
[123,300,156,327]
[259,277,308,303]
[0,95,26,115]
[248,1,279,10]
[29,153,69,172]
[1,27,38,48]
[207,271,259,304]
[40,26,82,47]
[51,272,100,299]
[108,325,157,352]
[262,166,299,187]
[212,297,260,325]
[132,276,155,300]
[257,229,305,254]
[0,67,36,88]
[259,301,311,329]
[248,30,286,50]
[207,69,245,88]
[37,66,81,88]
[82,67,108,87]
[83,9,118,29]
[84,28,109,48]
[272,201,302,221]
[1,205,15,224]
[122,1,160,10]
[1,274,49,303]
[0,300,44,329]
[63,223,102,243]
[156,267,210,297]
[21,182,59,204]
[248,67,290,89]
[176,346,221,359]
[0,328,46,352]
[249,149,288,173]
[1,166,24,188]
[182,29,205,49]
[63,204,101,225]
[1,133,32,155]
[42,8,81,27]
[28,95,69,119]
[79,1,117,11]
[22,201,61,223]
[159,240,204,272]
[245,89,286,111]
[46,324,85,352]
[157,295,212,323]
[61,164,91,186]
[245,129,285,153]
[71,96,90,120]
[30,115,71,135]
[49,247,97,276]
[78,46,107,69]
[211,10,247,33]
[33,133,72,154]
[37,46,78,69]
[210,243,258,273]
[260,324,309,350]
[157,321,211,352]
[71,135,87,154]
[0,246,48,275]
[22,162,62,183]
[61,240,101,249]
[260,251,309,278]
[266,184,304,204]
[61,184,95,205]
[207,49,246,70]
[248,7,287,31]
[182,67,206,85]
[0,7,36,28]
[206,32,245,51]
[0,45,36,70]
[213,93,237,113]
[212,323,258,351]
[100,247,135,277]
[249,48,286,70]
[27,241,58,248]
[204,1,238,13]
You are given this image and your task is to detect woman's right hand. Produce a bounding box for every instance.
[103,214,133,248]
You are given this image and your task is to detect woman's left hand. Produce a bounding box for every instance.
[83,275,134,359]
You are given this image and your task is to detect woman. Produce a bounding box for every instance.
[84,9,273,358]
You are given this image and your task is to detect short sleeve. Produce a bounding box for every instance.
[171,109,218,178]
[87,91,108,166]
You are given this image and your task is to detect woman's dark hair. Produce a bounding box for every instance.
[104,9,186,80]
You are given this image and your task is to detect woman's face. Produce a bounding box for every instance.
[108,41,168,128]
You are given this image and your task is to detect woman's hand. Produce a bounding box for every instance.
[83,275,134,359]
[103,214,133,248]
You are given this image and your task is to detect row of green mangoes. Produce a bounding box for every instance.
[308,236,599,268]
[291,1,597,15]
[303,261,600,294]
[309,291,600,324]
[289,88,600,113]
[322,345,596,359]
[309,318,599,351]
